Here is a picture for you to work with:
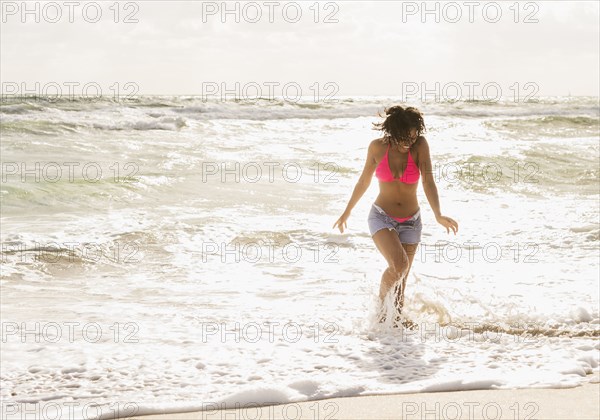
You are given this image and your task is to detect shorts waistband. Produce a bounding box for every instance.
[372,203,420,221]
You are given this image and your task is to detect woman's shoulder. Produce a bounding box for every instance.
[369,137,388,149]
[368,137,388,155]
[367,138,388,164]
[414,135,429,151]
[411,136,428,166]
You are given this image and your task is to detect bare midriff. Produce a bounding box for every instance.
[374,181,420,222]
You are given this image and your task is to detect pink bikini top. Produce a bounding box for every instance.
[375,143,420,184]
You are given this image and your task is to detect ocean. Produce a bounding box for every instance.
[1,95,599,419]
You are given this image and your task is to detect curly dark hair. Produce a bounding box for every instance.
[372,105,426,145]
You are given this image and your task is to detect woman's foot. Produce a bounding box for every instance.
[392,315,418,330]
[399,317,418,330]
[378,308,418,330]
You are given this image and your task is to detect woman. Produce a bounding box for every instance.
[333,106,458,324]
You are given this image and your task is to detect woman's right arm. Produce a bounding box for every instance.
[342,140,379,214]
[333,140,379,233]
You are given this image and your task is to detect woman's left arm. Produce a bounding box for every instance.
[418,137,459,235]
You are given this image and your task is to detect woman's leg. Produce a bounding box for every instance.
[396,242,419,311]
[372,228,410,304]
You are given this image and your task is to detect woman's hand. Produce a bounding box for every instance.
[436,214,458,235]
[332,211,350,233]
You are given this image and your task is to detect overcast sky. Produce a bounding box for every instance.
[1,1,598,97]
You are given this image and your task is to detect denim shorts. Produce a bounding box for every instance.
[367,203,422,244]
